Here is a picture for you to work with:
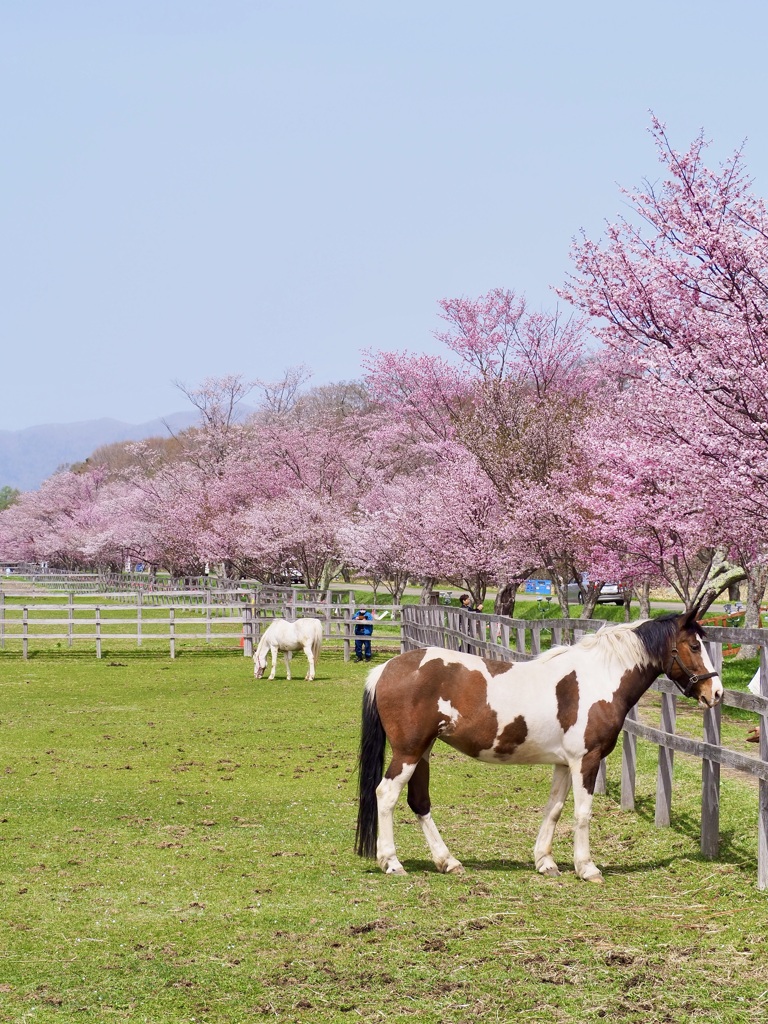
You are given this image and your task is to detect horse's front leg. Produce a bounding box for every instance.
[284,652,292,681]
[571,760,603,883]
[268,646,278,680]
[534,764,571,877]
[304,643,315,681]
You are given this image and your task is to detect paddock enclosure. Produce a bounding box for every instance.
[0,590,768,1020]
[1,580,768,887]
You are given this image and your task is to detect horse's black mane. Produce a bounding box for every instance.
[634,613,705,666]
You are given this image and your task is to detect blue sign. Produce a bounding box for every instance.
[524,579,552,596]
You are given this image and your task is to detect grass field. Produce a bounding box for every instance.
[0,645,766,1023]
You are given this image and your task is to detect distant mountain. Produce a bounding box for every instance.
[0,412,200,491]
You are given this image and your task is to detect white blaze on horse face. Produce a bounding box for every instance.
[700,645,723,705]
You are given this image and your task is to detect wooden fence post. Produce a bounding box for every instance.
[655,692,677,827]
[701,700,722,859]
[95,606,102,660]
[68,591,74,648]
[530,625,541,658]
[701,639,723,859]
[621,704,637,811]
[500,621,510,652]
[243,604,254,658]
[0,592,4,650]
[169,608,176,660]
[137,589,143,647]
[594,759,607,796]
[22,606,28,661]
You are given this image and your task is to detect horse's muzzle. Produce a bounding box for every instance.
[699,684,723,709]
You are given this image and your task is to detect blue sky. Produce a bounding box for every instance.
[2,0,767,430]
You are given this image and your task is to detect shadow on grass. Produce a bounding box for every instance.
[391,852,687,877]
[602,785,757,870]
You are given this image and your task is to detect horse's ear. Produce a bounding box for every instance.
[683,597,706,629]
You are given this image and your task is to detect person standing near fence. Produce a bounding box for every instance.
[354,608,373,662]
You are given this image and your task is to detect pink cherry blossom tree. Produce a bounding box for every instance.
[366,289,604,616]
[564,117,768,615]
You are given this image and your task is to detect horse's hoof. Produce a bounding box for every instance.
[583,870,604,884]
[539,865,561,878]
[386,866,407,876]
[440,858,464,875]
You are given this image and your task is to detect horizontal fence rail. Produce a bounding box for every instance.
[401,605,768,890]
[400,604,605,661]
[0,589,403,662]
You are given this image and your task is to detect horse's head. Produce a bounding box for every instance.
[254,651,267,678]
[667,606,723,709]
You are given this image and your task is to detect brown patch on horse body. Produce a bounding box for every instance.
[555,671,579,733]
[580,665,652,793]
[375,650,501,761]
[485,660,514,677]
[493,715,528,758]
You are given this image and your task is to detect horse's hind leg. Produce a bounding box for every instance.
[284,652,292,681]
[408,752,463,874]
[268,647,278,680]
[375,758,418,875]
[534,764,571,877]
[304,643,315,681]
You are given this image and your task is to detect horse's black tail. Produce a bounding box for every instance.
[355,678,386,859]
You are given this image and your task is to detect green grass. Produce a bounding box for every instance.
[0,648,765,1021]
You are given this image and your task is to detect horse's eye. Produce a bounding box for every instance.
[690,643,701,652]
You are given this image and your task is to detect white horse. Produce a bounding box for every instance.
[253,617,323,681]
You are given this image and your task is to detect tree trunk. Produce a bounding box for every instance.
[737,564,768,659]
[697,560,747,614]
[578,581,605,620]
[320,559,344,591]
[637,580,651,620]
[466,581,487,610]
[551,577,570,619]
[385,573,408,612]
[420,577,437,604]
[494,582,518,618]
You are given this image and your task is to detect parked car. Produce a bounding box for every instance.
[566,580,629,606]
[279,567,304,586]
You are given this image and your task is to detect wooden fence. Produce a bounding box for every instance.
[401,606,768,890]
[0,588,403,662]
[4,589,768,887]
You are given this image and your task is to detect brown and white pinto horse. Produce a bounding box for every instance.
[356,610,722,882]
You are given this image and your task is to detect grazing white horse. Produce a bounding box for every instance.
[253,617,323,681]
